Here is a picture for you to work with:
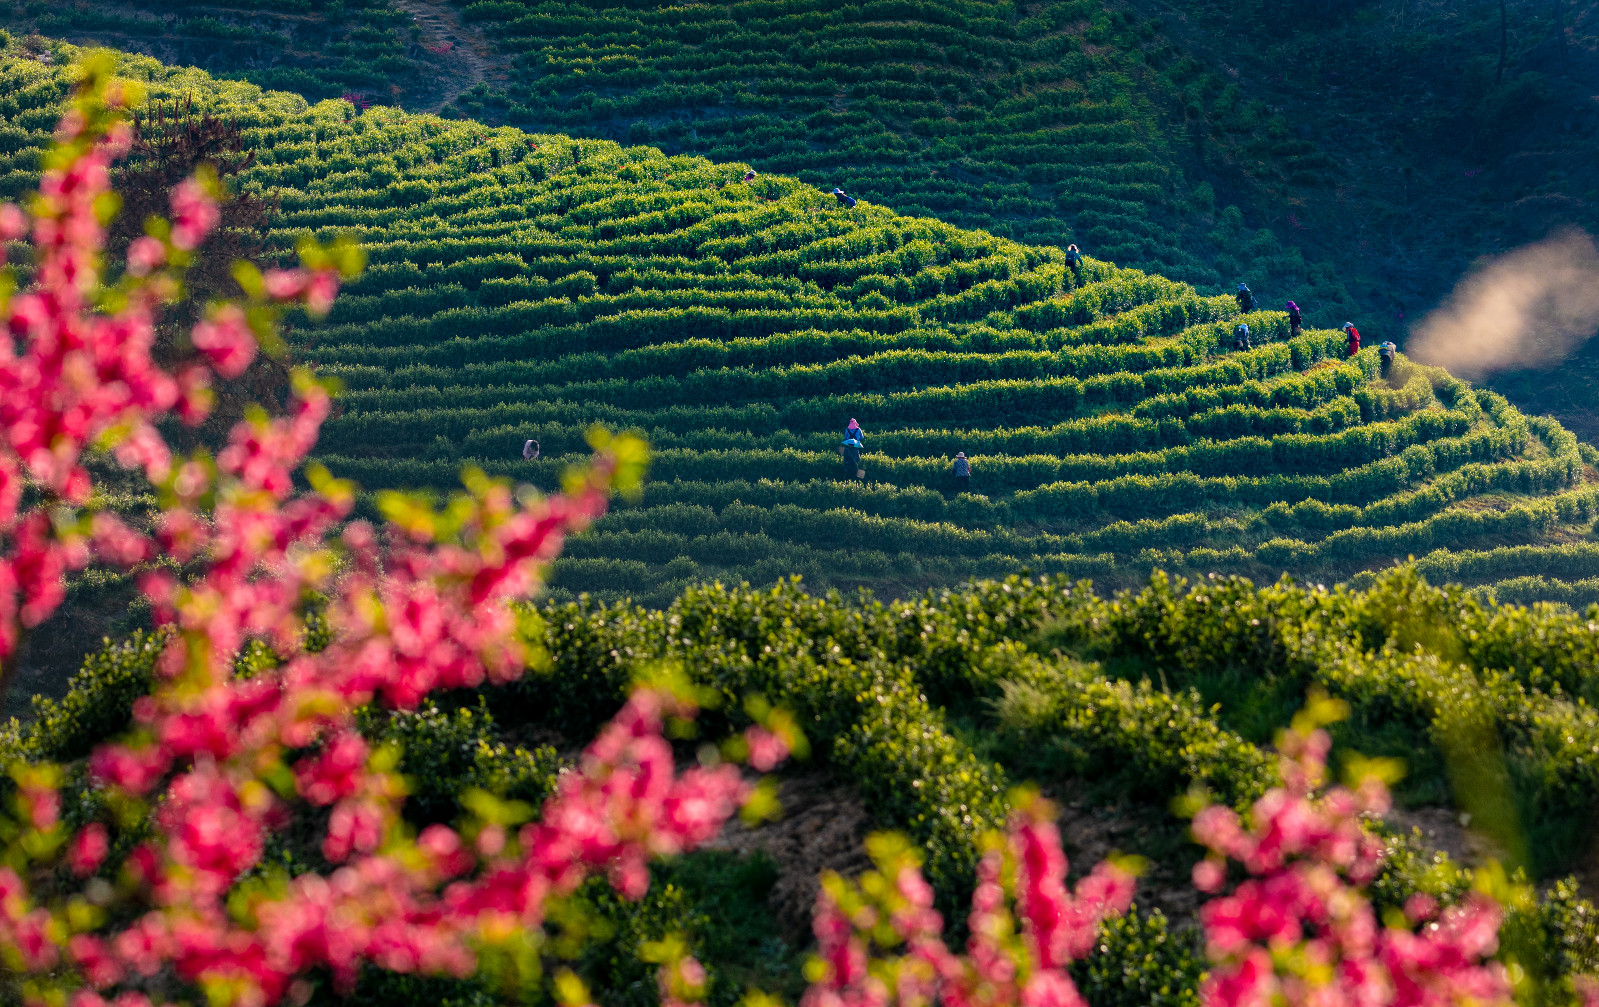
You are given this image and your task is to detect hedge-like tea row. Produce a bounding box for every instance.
[15,565,1599,1006]
[515,567,1599,893]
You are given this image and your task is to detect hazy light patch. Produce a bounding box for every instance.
[1408,229,1599,378]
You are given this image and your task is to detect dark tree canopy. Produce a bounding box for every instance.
[111,97,289,440]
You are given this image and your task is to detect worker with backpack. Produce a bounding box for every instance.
[1233,323,1252,351]
[841,434,864,480]
[1065,244,1083,282]
[952,452,971,493]
[844,418,864,448]
[1378,340,1397,376]
[1236,283,1255,313]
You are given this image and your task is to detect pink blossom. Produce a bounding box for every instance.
[802,793,1129,1007]
[0,76,759,1007]
[305,270,340,316]
[190,303,256,378]
[744,724,790,771]
[261,269,306,300]
[0,202,26,241]
[69,822,110,876]
[91,512,150,566]
[1191,719,1512,1007]
[294,732,370,806]
[168,177,218,251]
[125,235,165,276]
[1194,857,1227,893]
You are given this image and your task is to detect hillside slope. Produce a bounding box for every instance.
[0,0,1364,328]
[0,0,456,107]
[12,2,1598,442]
[9,3,1595,327]
[1121,0,1599,439]
[1,47,1597,610]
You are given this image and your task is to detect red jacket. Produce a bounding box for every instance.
[1345,326,1361,356]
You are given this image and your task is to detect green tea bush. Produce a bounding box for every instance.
[17,561,1599,1006]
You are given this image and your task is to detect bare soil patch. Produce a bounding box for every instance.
[1052,790,1204,929]
[392,0,506,112]
[704,770,873,941]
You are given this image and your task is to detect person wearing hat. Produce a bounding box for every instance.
[832,187,857,209]
[1235,283,1256,313]
[522,438,540,460]
[1378,340,1397,377]
[1343,321,1361,357]
[1285,300,1302,338]
[952,451,970,493]
[743,169,757,182]
[1065,243,1083,282]
[1233,322,1252,351]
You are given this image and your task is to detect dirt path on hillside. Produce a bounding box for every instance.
[392,0,504,112]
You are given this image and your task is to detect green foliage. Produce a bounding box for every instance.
[0,24,1594,1007]
[359,698,563,824]
[429,0,1360,325]
[16,568,1599,1006]
[573,852,802,1007]
[575,876,713,1007]
[0,1,436,106]
[988,659,1275,810]
[8,629,167,763]
[517,569,1599,890]
[1070,908,1205,1007]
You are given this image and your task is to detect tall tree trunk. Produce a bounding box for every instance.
[1496,0,1507,85]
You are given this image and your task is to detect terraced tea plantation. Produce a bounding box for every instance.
[0,0,1364,333]
[0,0,441,107]
[2,48,1596,608]
[433,0,1360,325]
